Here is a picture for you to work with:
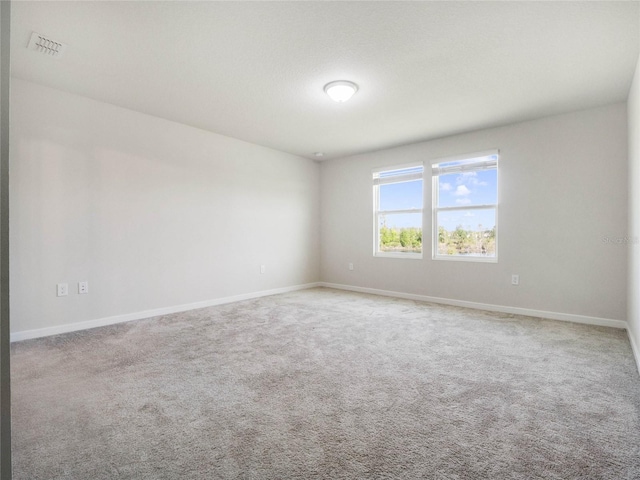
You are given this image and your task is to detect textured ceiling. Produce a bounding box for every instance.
[10,1,640,161]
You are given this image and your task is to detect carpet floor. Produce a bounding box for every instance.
[11,287,640,479]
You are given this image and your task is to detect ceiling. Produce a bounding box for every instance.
[10,1,640,161]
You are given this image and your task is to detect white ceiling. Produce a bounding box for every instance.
[10,1,640,161]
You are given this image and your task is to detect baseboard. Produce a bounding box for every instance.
[11,282,321,342]
[319,282,628,330]
[12,281,629,342]
[628,328,640,375]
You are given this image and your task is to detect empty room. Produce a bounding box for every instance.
[1,1,640,478]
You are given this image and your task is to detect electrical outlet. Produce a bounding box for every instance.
[348,263,354,271]
[57,283,68,297]
[78,281,89,294]
[511,274,520,286]
[260,265,266,274]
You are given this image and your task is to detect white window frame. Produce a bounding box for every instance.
[432,150,498,263]
[372,162,424,259]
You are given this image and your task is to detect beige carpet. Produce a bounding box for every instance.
[11,287,640,479]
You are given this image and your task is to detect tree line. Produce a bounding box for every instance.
[379,225,496,256]
[379,226,422,252]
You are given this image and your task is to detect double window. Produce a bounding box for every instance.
[372,164,424,258]
[372,150,498,262]
[432,151,498,261]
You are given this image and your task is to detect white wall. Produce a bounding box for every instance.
[10,79,320,334]
[9,77,632,336]
[628,51,640,358]
[321,104,628,322]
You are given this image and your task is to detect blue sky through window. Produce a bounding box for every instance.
[378,179,423,229]
[378,172,496,230]
[436,167,497,231]
[437,169,497,208]
[379,180,423,211]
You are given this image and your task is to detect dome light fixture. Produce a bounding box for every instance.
[324,80,359,103]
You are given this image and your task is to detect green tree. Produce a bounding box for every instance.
[438,226,447,245]
[380,226,393,246]
[390,228,401,246]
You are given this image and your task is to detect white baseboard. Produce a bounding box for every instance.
[12,281,630,343]
[11,282,321,342]
[628,328,640,375]
[319,282,628,330]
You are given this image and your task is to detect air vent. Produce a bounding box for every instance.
[27,32,67,58]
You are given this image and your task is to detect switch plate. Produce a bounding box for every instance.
[260,265,266,274]
[78,281,89,294]
[348,263,354,271]
[57,283,68,297]
[511,274,520,286]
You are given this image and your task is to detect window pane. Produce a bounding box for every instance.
[436,209,496,257]
[437,168,497,208]
[378,213,422,253]
[379,180,423,211]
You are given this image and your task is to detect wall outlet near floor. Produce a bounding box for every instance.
[511,274,520,286]
[348,263,354,271]
[260,265,266,274]
[78,281,89,294]
[57,283,69,297]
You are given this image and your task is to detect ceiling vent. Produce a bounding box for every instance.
[27,32,67,58]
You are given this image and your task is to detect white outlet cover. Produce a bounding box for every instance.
[57,283,68,297]
[78,281,89,294]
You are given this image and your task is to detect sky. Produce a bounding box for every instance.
[378,167,497,231]
[436,168,497,231]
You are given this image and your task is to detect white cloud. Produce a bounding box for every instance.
[457,172,487,186]
[456,198,472,205]
[463,212,475,217]
[440,182,452,192]
[453,185,471,196]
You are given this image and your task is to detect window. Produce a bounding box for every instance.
[373,163,424,258]
[432,151,498,261]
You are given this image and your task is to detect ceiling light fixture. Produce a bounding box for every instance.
[324,80,359,103]
[314,152,324,158]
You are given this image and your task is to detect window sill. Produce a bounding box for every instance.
[375,252,423,260]
[433,254,497,263]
